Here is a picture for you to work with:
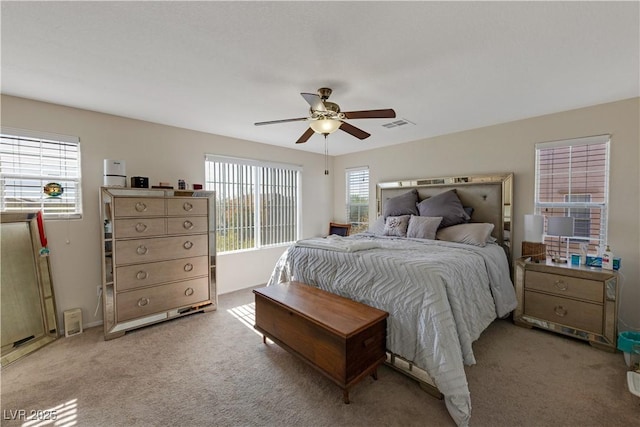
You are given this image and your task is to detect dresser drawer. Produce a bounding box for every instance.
[114,197,165,217]
[115,256,209,291]
[167,216,208,235]
[116,277,210,322]
[114,218,166,239]
[114,234,208,265]
[524,270,603,303]
[167,198,207,216]
[524,290,603,334]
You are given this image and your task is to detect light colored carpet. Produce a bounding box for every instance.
[1,286,638,427]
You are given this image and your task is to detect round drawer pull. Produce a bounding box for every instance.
[183,202,193,212]
[137,297,150,307]
[183,241,194,250]
[136,270,148,280]
[554,305,568,317]
[184,287,194,297]
[135,202,147,212]
[184,263,194,272]
[554,280,568,291]
[183,220,194,230]
[136,245,148,255]
[135,222,148,232]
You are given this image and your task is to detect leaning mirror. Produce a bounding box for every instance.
[1,212,59,366]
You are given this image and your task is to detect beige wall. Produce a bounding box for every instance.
[1,95,334,330]
[334,97,640,331]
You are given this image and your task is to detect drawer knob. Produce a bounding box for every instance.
[184,263,194,272]
[136,270,148,280]
[183,241,194,250]
[137,297,150,307]
[184,287,194,296]
[183,220,194,230]
[136,245,148,255]
[135,202,147,212]
[554,305,568,317]
[554,280,568,291]
[135,222,148,232]
[183,202,193,212]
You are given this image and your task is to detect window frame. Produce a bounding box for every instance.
[205,154,302,254]
[0,127,83,219]
[345,166,369,234]
[534,134,610,255]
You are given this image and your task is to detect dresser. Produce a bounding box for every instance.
[100,187,216,340]
[514,258,618,351]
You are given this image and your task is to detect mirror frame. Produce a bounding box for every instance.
[1,211,59,367]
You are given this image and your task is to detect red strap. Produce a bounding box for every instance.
[37,211,48,248]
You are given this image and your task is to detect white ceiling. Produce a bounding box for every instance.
[1,1,638,156]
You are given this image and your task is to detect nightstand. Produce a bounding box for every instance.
[514,258,618,352]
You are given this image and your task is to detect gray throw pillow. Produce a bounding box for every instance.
[383,189,419,218]
[436,223,495,247]
[417,189,470,228]
[383,215,410,237]
[367,216,386,235]
[406,216,443,240]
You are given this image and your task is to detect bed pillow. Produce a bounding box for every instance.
[463,206,474,222]
[416,189,470,228]
[383,189,419,218]
[367,216,386,235]
[406,216,442,240]
[436,223,495,247]
[383,215,411,237]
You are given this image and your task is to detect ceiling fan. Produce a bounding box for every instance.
[254,87,396,144]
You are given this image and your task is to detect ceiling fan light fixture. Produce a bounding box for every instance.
[309,118,341,135]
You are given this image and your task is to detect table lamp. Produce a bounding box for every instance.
[546,216,575,263]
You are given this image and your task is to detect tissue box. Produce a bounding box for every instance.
[585,255,602,268]
[613,257,621,270]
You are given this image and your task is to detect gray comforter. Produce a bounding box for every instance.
[267,234,517,427]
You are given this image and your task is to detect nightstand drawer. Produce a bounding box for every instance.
[524,291,603,334]
[524,270,603,303]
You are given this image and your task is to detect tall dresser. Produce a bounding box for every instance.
[100,187,216,340]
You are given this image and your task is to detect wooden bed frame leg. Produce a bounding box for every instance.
[371,367,378,380]
[343,389,350,404]
[262,335,266,344]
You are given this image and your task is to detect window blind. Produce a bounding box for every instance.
[346,167,369,234]
[0,129,82,218]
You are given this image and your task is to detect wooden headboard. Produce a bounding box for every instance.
[377,173,513,262]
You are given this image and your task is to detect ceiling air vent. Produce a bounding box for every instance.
[381,118,415,129]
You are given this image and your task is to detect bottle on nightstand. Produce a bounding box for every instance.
[602,245,614,270]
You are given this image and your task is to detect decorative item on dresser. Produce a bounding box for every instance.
[546,216,575,263]
[522,214,546,262]
[514,257,618,351]
[100,187,217,340]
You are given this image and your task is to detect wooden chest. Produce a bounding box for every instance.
[253,281,388,403]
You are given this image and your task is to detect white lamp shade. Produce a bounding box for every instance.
[309,118,341,134]
[547,216,575,237]
[524,214,544,242]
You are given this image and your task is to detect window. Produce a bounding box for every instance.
[0,128,82,218]
[346,167,369,234]
[535,134,609,255]
[205,155,300,253]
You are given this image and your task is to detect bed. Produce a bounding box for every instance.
[267,173,516,427]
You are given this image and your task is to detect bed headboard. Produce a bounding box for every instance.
[377,173,513,261]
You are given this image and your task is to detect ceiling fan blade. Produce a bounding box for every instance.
[339,122,371,140]
[343,109,396,120]
[301,93,327,112]
[254,117,308,126]
[295,127,315,144]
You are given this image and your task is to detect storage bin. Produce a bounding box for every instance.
[618,331,640,368]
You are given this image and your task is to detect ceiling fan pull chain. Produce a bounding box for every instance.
[324,134,329,175]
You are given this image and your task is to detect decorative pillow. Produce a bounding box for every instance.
[383,215,411,237]
[416,189,470,228]
[367,216,386,235]
[406,216,442,240]
[436,223,495,247]
[463,206,474,222]
[383,189,419,219]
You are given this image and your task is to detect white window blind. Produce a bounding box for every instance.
[534,134,610,254]
[205,155,301,253]
[346,167,369,234]
[0,128,83,218]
